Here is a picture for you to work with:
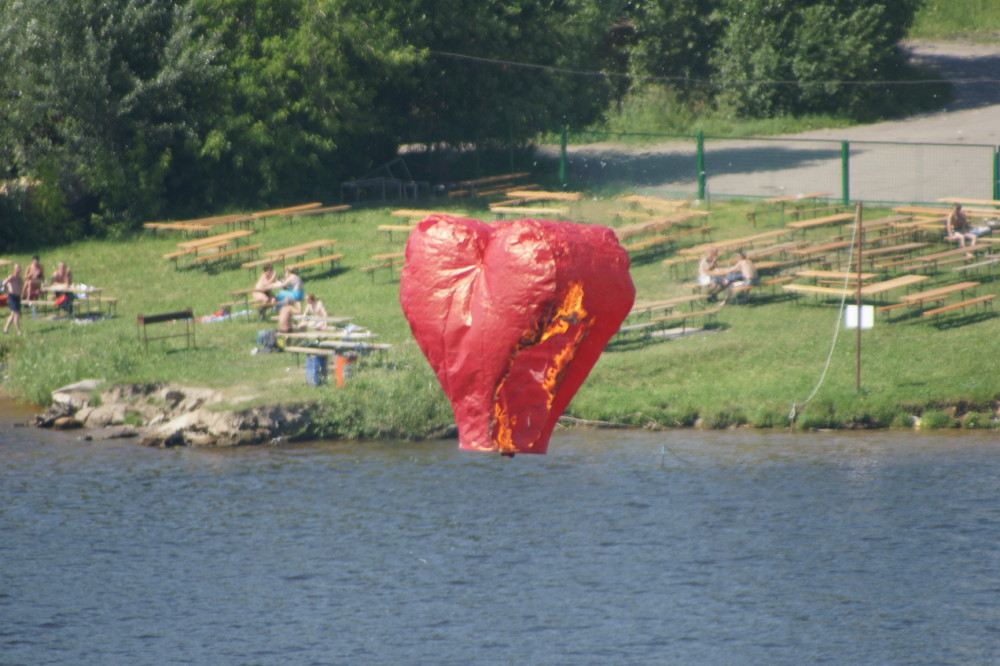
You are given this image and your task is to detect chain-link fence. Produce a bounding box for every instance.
[549,130,999,205]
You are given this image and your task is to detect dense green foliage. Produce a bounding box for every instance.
[0,0,947,248]
[711,0,920,118]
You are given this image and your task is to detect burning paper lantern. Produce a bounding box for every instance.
[400,215,635,455]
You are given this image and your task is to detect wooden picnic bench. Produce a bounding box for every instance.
[786,212,855,232]
[164,239,233,268]
[176,229,255,251]
[922,294,995,321]
[898,281,981,308]
[137,308,194,351]
[953,255,1000,276]
[287,253,344,273]
[361,252,406,282]
[447,172,531,198]
[190,243,262,268]
[616,305,722,340]
[628,294,706,319]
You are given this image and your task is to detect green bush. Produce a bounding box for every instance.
[920,410,957,429]
[311,361,452,441]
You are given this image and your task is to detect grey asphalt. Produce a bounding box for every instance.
[545,41,1000,204]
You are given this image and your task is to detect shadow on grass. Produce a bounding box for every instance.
[928,310,998,330]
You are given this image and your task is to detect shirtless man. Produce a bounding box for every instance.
[710,250,758,301]
[252,263,278,313]
[946,203,976,256]
[728,250,758,287]
[3,263,24,335]
[277,303,298,333]
[50,261,74,313]
[50,261,72,286]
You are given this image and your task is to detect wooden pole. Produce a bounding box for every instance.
[855,201,863,392]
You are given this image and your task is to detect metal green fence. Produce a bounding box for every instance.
[556,130,1000,205]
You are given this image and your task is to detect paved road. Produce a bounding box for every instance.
[546,41,1000,203]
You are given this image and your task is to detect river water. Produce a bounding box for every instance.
[3,409,1000,665]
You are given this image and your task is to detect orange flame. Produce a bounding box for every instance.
[491,282,589,453]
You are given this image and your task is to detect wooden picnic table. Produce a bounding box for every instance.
[786,212,855,231]
[859,274,929,296]
[177,228,254,250]
[145,212,251,232]
[490,206,569,219]
[938,197,1000,208]
[876,244,988,271]
[898,281,980,306]
[789,240,852,257]
[144,222,213,234]
[505,190,583,202]
[279,329,378,341]
[796,270,878,282]
[290,314,354,325]
[841,215,912,234]
[782,274,929,300]
[745,240,811,260]
[264,238,337,259]
[250,202,322,219]
[765,191,831,204]
[391,209,456,219]
[679,228,792,256]
[895,204,999,219]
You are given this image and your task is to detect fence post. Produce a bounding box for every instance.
[841,140,850,205]
[559,124,568,190]
[696,130,706,200]
[994,146,999,200]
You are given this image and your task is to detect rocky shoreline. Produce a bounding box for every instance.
[33,380,314,447]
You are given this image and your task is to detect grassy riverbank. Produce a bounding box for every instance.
[1,195,998,437]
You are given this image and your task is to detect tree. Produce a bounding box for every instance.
[392,0,618,149]
[0,0,221,234]
[711,0,921,118]
[624,0,725,88]
[183,0,421,209]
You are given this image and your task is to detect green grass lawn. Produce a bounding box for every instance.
[2,195,997,436]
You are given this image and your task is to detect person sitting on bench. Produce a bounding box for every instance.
[275,267,304,305]
[50,261,74,313]
[946,203,977,258]
[709,250,758,301]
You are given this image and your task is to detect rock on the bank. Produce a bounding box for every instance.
[38,380,313,447]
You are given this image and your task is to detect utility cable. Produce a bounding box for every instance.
[429,50,999,88]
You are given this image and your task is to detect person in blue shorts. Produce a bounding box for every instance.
[275,267,304,305]
[3,263,24,335]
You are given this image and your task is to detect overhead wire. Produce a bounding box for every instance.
[429,50,999,88]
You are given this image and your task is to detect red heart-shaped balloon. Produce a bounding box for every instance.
[400,215,635,454]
